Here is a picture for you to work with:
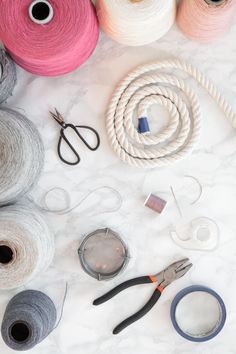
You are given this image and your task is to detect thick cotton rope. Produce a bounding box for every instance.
[106,58,236,168]
[0,108,44,206]
[0,49,16,104]
[0,203,54,290]
[177,0,236,43]
[96,0,176,46]
[1,290,57,351]
[0,0,99,76]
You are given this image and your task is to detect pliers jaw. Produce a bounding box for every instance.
[154,258,192,289]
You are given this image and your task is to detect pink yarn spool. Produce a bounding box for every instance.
[177,0,236,43]
[0,0,99,76]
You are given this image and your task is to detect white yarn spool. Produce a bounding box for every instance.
[106,58,236,168]
[0,108,44,205]
[0,203,54,290]
[96,0,176,46]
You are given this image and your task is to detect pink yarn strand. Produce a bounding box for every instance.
[0,0,99,76]
[177,0,236,43]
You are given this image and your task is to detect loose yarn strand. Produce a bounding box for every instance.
[30,186,123,215]
[106,58,236,168]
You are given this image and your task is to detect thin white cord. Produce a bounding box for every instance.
[30,186,123,215]
[106,58,236,168]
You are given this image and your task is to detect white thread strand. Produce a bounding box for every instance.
[106,58,236,168]
[0,203,54,290]
[96,0,176,46]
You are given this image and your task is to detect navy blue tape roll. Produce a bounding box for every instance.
[170,285,226,342]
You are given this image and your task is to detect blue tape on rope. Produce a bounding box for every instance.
[170,285,226,342]
[138,117,150,134]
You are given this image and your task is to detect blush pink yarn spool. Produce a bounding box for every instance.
[177,0,236,43]
[0,0,99,76]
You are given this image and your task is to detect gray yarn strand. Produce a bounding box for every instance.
[0,203,55,290]
[0,108,44,206]
[1,290,57,351]
[0,49,16,104]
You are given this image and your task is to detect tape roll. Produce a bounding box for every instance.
[171,285,226,342]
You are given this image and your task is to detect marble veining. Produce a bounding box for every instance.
[1,21,236,354]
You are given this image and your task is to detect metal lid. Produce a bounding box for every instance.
[78,228,129,281]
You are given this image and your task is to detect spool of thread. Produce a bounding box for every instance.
[0,0,99,76]
[0,108,44,206]
[0,203,54,290]
[1,290,57,351]
[0,49,16,104]
[144,193,167,214]
[171,286,226,342]
[177,0,236,43]
[96,0,176,46]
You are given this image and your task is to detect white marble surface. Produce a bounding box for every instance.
[1,19,236,354]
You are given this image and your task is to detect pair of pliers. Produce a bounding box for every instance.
[93,258,192,334]
[50,109,100,166]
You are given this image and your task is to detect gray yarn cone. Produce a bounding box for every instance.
[0,49,16,104]
[1,290,57,351]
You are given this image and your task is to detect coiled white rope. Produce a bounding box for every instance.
[106,58,236,168]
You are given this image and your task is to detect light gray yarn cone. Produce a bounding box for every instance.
[0,108,44,206]
[0,49,16,104]
[0,203,55,290]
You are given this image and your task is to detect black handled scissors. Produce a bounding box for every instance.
[93,258,192,334]
[50,108,100,166]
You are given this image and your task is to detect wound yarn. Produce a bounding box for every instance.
[177,0,236,43]
[96,0,176,46]
[0,108,44,206]
[0,49,16,104]
[0,0,99,76]
[0,203,54,290]
[1,290,57,351]
[106,58,236,168]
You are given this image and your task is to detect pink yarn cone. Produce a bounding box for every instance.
[0,0,99,76]
[177,0,236,43]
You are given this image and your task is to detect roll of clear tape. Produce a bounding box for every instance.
[170,217,219,251]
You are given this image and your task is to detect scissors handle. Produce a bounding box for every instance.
[76,125,100,151]
[58,124,100,166]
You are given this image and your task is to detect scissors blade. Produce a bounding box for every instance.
[49,108,65,126]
